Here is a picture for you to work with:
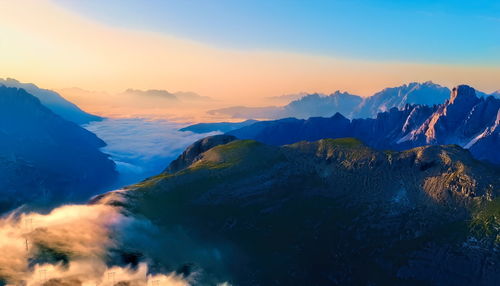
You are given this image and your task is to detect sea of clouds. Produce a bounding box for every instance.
[85,118,219,188]
[0,119,230,285]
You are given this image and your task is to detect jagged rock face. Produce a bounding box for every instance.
[422,85,480,143]
[0,86,117,212]
[97,139,500,286]
[229,85,500,164]
[409,86,500,154]
[165,134,237,173]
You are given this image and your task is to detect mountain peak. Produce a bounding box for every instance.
[450,85,477,104]
[331,112,348,120]
[166,134,237,173]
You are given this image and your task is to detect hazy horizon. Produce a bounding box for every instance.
[1,0,499,120]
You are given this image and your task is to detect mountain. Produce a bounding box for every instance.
[229,85,500,164]
[122,88,212,101]
[208,91,363,120]
[284,91,363,118]
[0,78,102,124]
[94,137,500,285]
[179,120,258,133]
[355,81,450,118]
[208,82,457,120]
[0,86,117,212]
[476,89,500,98]
[165,134,237,173]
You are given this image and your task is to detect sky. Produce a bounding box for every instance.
[0,0,499,110]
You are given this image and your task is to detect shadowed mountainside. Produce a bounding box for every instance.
[0,86,117,212]
[0,78,102,125]
[93,136,500,286]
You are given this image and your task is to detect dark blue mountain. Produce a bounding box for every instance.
[0,86,117,212]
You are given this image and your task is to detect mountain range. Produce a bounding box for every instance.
[208,81,498,120]
[0,78,102,125]
[122,88,212,101]
[92,135,500,285]
[1,79,499,285]
[0,86,117,212]
[229,85,500,165]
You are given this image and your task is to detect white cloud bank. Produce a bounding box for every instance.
[0,204,189,285]
[84,118,219,188]
[0,200,231,285]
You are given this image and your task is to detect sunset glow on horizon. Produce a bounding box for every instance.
[1,0,499,118]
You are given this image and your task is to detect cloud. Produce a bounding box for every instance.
[265,92,308,104]
[207,106,282,120]
[84,118,219,187]
[0,194,233,285]
[22,262,189,286]
[0,203,192,285]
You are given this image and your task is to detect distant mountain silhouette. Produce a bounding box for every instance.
[354,81,450,118]
[122,88,212,101]
[284,91,363,118]
[0,78,102,124]
[209,82,498,120]
[0,86,117,212]
[208,91,363,119]
[229,85,500,164]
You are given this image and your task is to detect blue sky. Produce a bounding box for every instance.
[56,0,499,65]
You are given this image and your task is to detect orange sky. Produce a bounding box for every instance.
[1,0,499,116]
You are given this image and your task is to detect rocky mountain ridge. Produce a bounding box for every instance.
[207,81,498,120]
[229,85,500,164]
[93,136,500,285]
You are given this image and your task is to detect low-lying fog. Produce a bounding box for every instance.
[84,118,218,188]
